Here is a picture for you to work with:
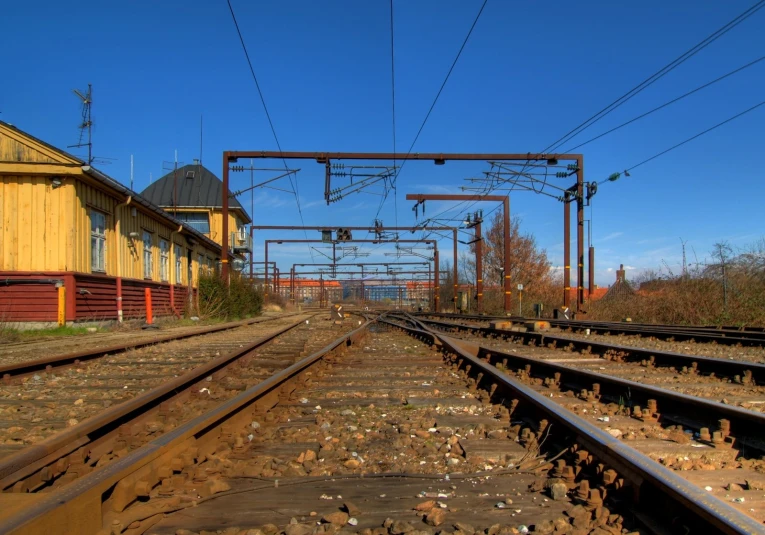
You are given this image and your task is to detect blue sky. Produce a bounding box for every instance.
[2,0,763,286]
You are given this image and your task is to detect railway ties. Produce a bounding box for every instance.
[418,312,765,348]
[389,314,765,529]
[0,314,357,500]
[0,315,314,454]
[2,316,764,534]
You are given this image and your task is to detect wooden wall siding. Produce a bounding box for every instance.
[0,175,74,271]
[72,179,220,285]
[0,175,220,286]
[0,271,196,322]
[0,284,58,322]
[0,131,60,163]
[74,274,189,320]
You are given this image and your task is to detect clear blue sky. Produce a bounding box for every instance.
[2,0,763,286]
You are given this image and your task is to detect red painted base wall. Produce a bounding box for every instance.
[0,272,195,323]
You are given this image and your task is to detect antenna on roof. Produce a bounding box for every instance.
[68,84,115,167]
[68,84,93,164]
[199,114,203,165]
[130,155,134,191]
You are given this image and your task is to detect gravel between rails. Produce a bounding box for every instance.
[0,314,315,455]
[146,324,640,535]
[0,313,293,366]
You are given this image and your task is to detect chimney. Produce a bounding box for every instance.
[616,264,626,283]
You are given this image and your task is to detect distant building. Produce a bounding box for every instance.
[141,163,253,256]
[601,264,635,300]
[0,121,225,325]
[274,278,343,304]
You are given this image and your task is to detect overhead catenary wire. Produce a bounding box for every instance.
[390,0,400,266]
[225,0,315,261]
[565,54,765,153]
[374,0,490,228]
[542,0,765,155]
[604,98,765,181]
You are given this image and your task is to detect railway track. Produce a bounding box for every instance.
[419,312,765,348]
[412,316,765,382]
[1,313,763,534]
[391,313,765,527]
[0,315,312,456]
[0,313,361,497]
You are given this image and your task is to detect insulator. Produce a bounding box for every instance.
[556,172,568,178]
[567,164,578,171]
[231,165,244,172]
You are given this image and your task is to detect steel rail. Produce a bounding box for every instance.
[0,315,314,492]
[382,315,764,535]
[403,314,765,447]
[411,315,765,383]
[0,318,372,535]
[0,314,299,380]
[418,312,765,346]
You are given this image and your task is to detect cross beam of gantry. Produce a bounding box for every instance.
[221,151,579,287]
[251,225,460,311]
[263,238,440,310]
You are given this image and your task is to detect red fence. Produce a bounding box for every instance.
[0,271,194,323]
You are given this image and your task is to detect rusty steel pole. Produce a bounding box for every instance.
[434,247,440,312]
[453,229,458,312]
[576,157,585,311]
[290,267,295,305]
[502,197,510,313]
[428,263,432,310]
[405,194,511,314]
[475,218,483,314]
[563,191,571,309]
[264,242,269,300]
[589,246,595,299]
[222,153,231,281]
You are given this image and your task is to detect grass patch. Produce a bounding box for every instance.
[0,325,101,343]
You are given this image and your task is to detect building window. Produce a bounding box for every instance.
[143,231,153,279]
[197,253,205,276]
[159,239,170,282]
[176,212,210,234]
[90,210,106,272]
[175,245,183,284]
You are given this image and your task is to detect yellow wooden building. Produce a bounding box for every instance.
[0,120,227,324]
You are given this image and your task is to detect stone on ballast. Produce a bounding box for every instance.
[322,512,349,525]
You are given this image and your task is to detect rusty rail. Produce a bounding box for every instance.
[383,315,764,535]
[0,315,298,380]
[0,318,371,535]
[412,315,765,383]
[419,312,765,347]
[0,315,312,493]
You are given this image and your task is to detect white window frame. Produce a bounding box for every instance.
[90,210,107,273]
[159,239,170,282]
[143,231,153,280]
[174,244,183,284]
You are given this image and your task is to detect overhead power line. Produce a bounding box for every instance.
[226,0,314,260]
[600,98,765,185]
[390,0,400,249]
[543,0,765,154]
[625,98,765,173]
[377,0,489,239]
[565,54,765,152]
[388,0,489,192]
